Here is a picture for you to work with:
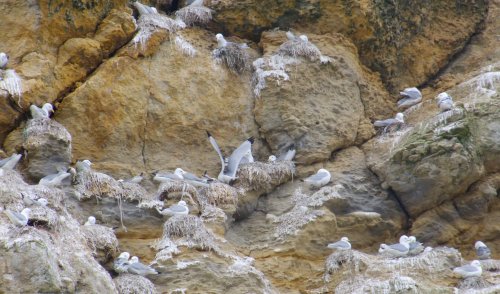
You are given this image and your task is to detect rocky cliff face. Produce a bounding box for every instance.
[1,0,499,293]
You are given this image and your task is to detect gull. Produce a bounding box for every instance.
[0,52,8,69]
[84,216,96,226]
[39,170,71,187]
[475,241,491,260]
[453,260,482,278]
[156,200,189,216]
[379,236,410,257]
[127,256,159,276]
[0,153,22,170]
[277,146,296,161]
[114,252,131,274]
[397,87,422,110]
[153,168,184,182]
[75,160,92,172]
[327,237,351,250]
[408,236,424,255]
[373,113,404,128]
[4,208,31,227]
[286,31,296,40]
[29,103,54,120]
[206,131,254,184]
[436,92,454,112]
[176,168,210,187]
[215,33,248,49]
[132,1,158,15]
[303,169,331,188]
[299,35,308,42]
[268,155,277,162]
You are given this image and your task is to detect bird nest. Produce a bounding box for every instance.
[74,170,123,200]
[23,118,72,148]
[155,180,198,203]
[198,182,243,207]
[273,205,324,241]
[324,250,370,279]
[81,224,119,261]
[212,43,251,74]
[378,247,462,274]
[28,206,59,228]
[160,215,221,254]
[479,259,500,272]
[113,273,157,294]
[119,181,152,203]
[175,5,212,26]
[235,161,295,191]
[132,13,185,49]
[458,276,492,290]
[334,275,419,294]
[278,38,330,63]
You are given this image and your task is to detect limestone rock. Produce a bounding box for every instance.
[23,118,72,180]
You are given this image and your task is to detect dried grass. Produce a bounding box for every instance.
[273,205,324,240]
[155,180,198,203]
[278,38,330,63]
[458,276,492,290]
[479,259,500,271]
[29,206,59,228]
[74,170,123,200]
[212,43,250,74]
[81,224,119,259]
[114,273,157,294]
[324,250,370,280]
[198,182,242,207]
[132,13,186,48]
[119,181,152,202]
[235,161,295,191]
[292,186,344,208]
[200,203,227,223]
[175,5,212,26]
[174,35,197,57]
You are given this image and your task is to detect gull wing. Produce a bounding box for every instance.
[182,172,205,182]
[373,118,398,127]
[207,131,226,176]
[304,171,329,183]
[29,105,45,119]
[388,243,409,252]
[278,147,296,161]
[226,137,254,178]
[327,240,349,249]
[127,262,158,275]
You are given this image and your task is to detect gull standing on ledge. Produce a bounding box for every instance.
[303,169,331,188]
[153,168,184,182]
[436,92,454,112]
[127,256,159,276]
[30,103,54,120]
[397,87,422,110]
[327,237,351,250]
[475,241,491,260]
[156,200,189,216]
[373,113,404,128]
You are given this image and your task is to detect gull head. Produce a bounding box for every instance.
[379,243,388,253]
[399,235,409,243]
[318,168,329,174]
[178,200,187,207]
[216,33,226,47]
[37,198,48,206]
[130,256,139,264]
[118,252,130,260]
[0,52,8,68]
[268,155,276,162]
[471,260,481,267]
[340,237,349,242]
[21,208,31,218]
[395,112,404,123]
[87,216,96,225]
[174,168,185,177]
[299,35,308,42]
[42,103,54,114]
[408,236,417,243]
[437,92,449,100]
[82,160,92,167]
[475,241,487,249]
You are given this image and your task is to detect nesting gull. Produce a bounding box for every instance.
[408,236,424,255]
[84,216,96,226]
[397,87,422,110]
[215,33,248,49]
[0,52,8,69]
[114,252,131,274]
[379,236,410,257]
[4,208,31,227]
[436,92,454,112]
[0,153,22,170]
[475,241,491,260]
[39,170,71,187]
[156,200,189,216]
[153,168,184,182]
[453,260,482,278]
[29,103,54,120]
[177,168,211,187]
[127,256,158,276]
[206,131,254,184]
[327,237,351,250]
[373,113,404,128]
[303,168,331,188]
[268,155,277,162]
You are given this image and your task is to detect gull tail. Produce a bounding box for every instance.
[247,137,255,144]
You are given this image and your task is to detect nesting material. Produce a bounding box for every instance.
[81,224,119,260]
[174,36,197,57]
[252,55,294,97]
[155,180,198,202]
[132,13,186,48]
[278,38,330,63]
[324,250,370,278]
[23,118,72,148]
[113,273,157,294]
[159,215,222,254]
[273,205,324,240]
[212,43,251,74]
[200,203,227,223]
[458,276,492,290]
[292,186,344,208]
[335,275,419,294]
[479,259,500,272]
[198,182,242,207]
[175,5,212,26]
[28,206,59,228]
[74,170,123,200]
[119,181,152,202]
[235,161,295,191]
